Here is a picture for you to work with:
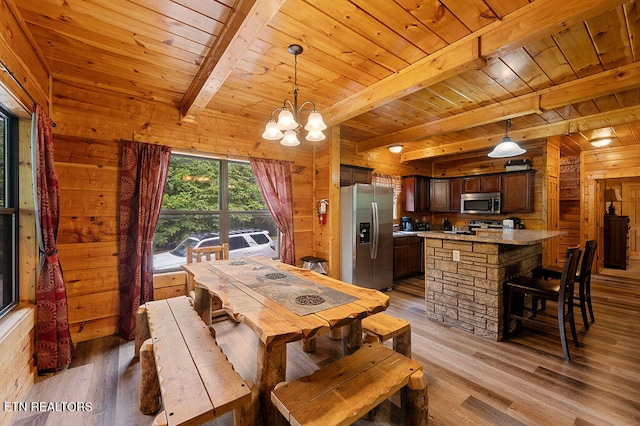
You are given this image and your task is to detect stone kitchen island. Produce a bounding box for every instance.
[417,230,566,341]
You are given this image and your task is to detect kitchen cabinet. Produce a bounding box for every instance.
[429,179,450,212]
[340,164,372,186]
[403,176,430,212]
[501,171,534,212]
[463,175,500,193]
[604,215,629,269]
[450,178,463,213]
[394,236,422,279]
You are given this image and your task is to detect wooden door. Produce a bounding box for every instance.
[623,182,640,260]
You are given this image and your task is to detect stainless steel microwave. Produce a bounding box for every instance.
[460,192,501,214]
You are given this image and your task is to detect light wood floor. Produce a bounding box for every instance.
[12,273,640,426]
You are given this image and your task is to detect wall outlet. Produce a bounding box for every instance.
[453,250,460,261]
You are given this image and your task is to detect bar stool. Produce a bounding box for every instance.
[533,240,597,330]
[504,247,581,360]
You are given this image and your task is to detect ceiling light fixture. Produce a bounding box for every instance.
[388,144,403,153]
[262,44,326,146]
[590,137,612,147]
[487,119,526,158]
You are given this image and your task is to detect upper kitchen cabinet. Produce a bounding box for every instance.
[429,179,450,212]
[501,171,534,213]
[450,178,463,213]
[403,176,430,212]
[463,175,501,193]
[340,164,373,187]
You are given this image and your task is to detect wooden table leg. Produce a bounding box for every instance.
[256,340,287,426]
[342,320,363,356]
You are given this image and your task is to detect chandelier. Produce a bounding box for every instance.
[488,119,526,158]
[262,44,327,146]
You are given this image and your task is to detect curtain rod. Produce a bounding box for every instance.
[0,59,56,127]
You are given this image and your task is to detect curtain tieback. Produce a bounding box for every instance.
[41,248,59,257]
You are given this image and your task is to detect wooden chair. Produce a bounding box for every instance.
[504,247,582,360]
[186,243,229,318]
[186,243,229,263]
[533,240,597,330]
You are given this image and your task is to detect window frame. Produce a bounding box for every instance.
[0,102,19,320]
[153,154,278,272]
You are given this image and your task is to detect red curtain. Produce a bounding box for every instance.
[118,140,171,340]
[34,104,75,372]
[249,158,295,265]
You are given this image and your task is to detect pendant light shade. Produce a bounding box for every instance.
[488,119,526,158]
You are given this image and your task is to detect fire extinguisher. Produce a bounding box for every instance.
[317,199,329,225]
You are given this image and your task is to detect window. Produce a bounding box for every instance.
[0,103,18,320]
[152,154,278,272]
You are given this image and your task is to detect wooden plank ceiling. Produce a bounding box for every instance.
[15,0,640,159]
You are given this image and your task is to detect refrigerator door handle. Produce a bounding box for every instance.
[371,201,379,259]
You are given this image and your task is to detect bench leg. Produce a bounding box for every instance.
[233,380,259,426]
[139,338,161,415]
[401,370,428,426]
[329,327,342,340]
[152,411,167,426]
[394,330,412,358]
[303,337,316,352]
[134,305,150,358]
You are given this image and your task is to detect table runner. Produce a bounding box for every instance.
[202,258,358,316]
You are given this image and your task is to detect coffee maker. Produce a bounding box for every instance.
[401,216,413,231]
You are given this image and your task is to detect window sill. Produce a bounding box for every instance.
[0,303,36,345]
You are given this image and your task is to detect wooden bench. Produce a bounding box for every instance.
[362,312,412,358]
[136,295,255,426]
[271,342,428,426]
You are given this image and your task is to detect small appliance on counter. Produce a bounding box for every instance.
[443,218,452,232]
[401,216,413,231]
[414,222,429,231]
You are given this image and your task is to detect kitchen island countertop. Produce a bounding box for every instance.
[416,229,566,245]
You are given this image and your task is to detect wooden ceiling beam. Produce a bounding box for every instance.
[179,0,285,123]
[402,104,640,161]
[358,61,640,152]
[324,0,626,129]
[356,96,542,152]
[324,38,486,127]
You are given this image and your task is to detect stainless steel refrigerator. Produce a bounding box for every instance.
[340,184,393,291]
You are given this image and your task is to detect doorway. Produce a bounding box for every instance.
[600,177,640,280]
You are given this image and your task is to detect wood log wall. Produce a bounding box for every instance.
[51,81,316,343]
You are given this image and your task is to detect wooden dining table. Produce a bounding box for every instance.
[181,255,390,425]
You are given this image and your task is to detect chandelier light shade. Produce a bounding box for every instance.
[488,119,526,158]
[262,44,326,146]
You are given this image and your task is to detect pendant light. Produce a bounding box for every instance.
[488,119,526,158]
[262,44,326,145]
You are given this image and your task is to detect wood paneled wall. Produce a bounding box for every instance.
[0,306,35,426]
[582,144,640,271]
[51,81,316,343]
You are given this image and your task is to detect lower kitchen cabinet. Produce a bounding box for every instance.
[394,236,422,280]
